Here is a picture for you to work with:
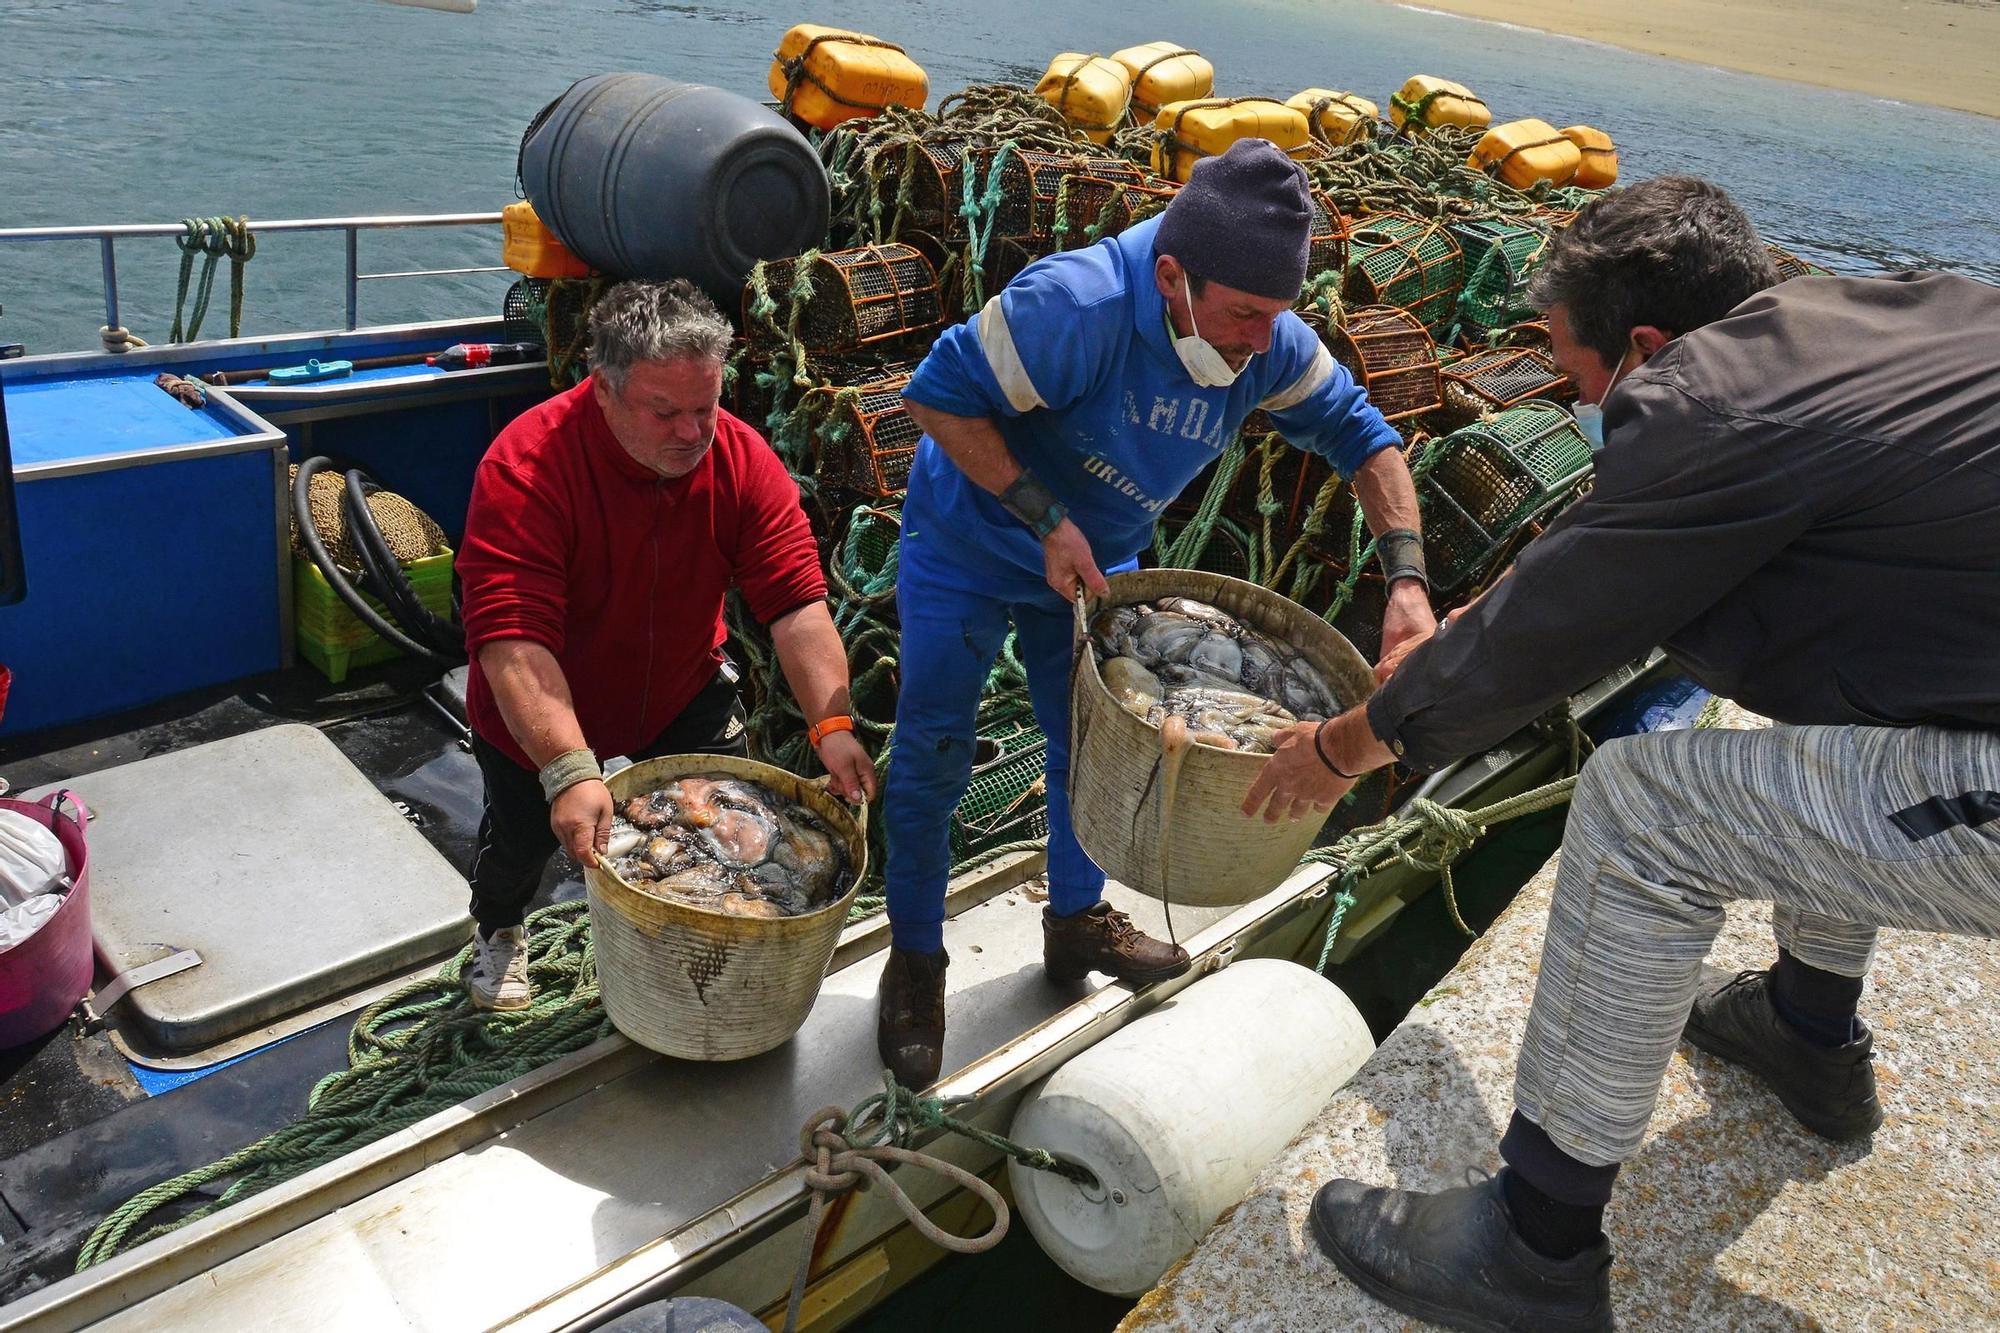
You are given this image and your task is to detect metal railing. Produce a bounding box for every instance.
[0,212,507,343]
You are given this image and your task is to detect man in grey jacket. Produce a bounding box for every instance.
[1245,175,2000,1332]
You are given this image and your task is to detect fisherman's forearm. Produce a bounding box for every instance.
[478,639,590,768]
[906,403,1024,497]
[769,601,853,725]
[1352,447,1422,543]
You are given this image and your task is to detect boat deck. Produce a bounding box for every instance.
[1120,710,2000,1332]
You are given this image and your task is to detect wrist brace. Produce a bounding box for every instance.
[538,747,602,803]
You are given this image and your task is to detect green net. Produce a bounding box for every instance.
[1343,213,1465,336]
[1449,216,1550,345]
[1419,402,1592,593]
[950,718,1051,862]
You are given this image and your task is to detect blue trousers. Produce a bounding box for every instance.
[883,546,1108,953]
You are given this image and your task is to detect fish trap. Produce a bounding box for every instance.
[1439,346,1572,423]
[872,136,974,237]
[1767,242,1833,281]
[745,244,943,357]
[830,502,902,609]
[1006,149,1146,243]
[1419,401,1592,593]
[815,368,922,498]
[501,277,547,342]
[1343,213,1464,337]
[1323,305,1443,426]
[950,724,1050,862]
[1057,177,1182,250]
[1306,188,1349,282]
[1450,216,1550,346]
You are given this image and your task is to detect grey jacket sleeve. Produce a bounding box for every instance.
[1365,362,1816,769]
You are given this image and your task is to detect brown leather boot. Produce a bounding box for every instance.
[1043,902,1191,985]
[875,946,949,1089]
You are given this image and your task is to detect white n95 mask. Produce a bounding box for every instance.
[1171,275,1247,389]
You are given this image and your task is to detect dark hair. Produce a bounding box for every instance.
[1528,175,1778,365]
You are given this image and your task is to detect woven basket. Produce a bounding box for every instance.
[585,755,868,1061]
[1069,570,1375,908]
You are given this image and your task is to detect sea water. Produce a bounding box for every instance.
[2,0,1996,354]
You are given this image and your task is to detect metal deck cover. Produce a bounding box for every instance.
[34,723,470,1055]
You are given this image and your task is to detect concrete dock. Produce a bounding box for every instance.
[1122,712,2000,1332]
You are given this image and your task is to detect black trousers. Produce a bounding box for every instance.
[467,669,750,933]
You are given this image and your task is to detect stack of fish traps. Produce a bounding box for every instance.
[704,72,1836,878]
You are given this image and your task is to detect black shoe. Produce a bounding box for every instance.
[1309,1170,1613,1333]
[875,946,948,1089]
[1683,968,1883,1140]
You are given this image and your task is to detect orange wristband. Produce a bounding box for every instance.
[807,714,855,747]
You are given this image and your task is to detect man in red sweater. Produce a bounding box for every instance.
[455,279,877,1010]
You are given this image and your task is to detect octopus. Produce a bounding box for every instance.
[601,775,851,920]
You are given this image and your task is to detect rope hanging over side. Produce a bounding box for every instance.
[169,216,256,343]
[1306,775,1579,970]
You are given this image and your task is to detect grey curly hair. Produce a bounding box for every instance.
[588,278,733,394]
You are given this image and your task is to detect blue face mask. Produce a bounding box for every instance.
[1573,346,1634,454]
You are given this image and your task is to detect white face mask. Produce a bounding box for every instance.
[1170,274,1247,389]
[1572,345,1634,454]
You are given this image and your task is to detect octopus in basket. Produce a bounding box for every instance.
[1091,596,1348,753]
[603,776,848,919]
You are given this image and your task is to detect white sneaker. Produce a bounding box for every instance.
[469,925,532,1011]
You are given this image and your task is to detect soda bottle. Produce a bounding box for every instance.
[427,341,546,371]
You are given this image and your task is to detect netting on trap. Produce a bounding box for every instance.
[871,136,975,237]
[746,244,943,356]
[1450,216,1550,345]
[1306,188,1349,282]
[1420,401,1592,593]
[1008,150,1145,244]
[1439,346,1572,423]
[1767,242,1833,281]
[1055,176,1182,250]
[1323,305,1443,425]
[1343,213,1464,336]
[504,276,599,384]
[834,502,902,597]
[1155,513,1258,582]
[816,368,923,498]
[950,721,1049,861]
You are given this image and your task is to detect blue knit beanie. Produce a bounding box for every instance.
[1154,139,1312,301]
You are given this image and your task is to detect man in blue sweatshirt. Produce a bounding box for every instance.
[876,140,1432,1086]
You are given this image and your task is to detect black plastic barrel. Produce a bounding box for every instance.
[519,73,830,302]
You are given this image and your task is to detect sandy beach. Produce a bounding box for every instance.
[1386,0,2000,119]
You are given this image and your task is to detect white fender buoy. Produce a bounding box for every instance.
[1008,958,1375,1296]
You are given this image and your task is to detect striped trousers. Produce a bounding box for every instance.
[1515,722,2000,1167]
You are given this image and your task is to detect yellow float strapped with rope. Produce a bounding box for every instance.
[1034,53,1132,144]
[1468,117,1583,190]
[1388,74,1491,133]
[1110,42,1214,121]
[1560,124,1620,188]
[1150,97,1315,183]
[768,24,929,131]
[1288,88,1380,145]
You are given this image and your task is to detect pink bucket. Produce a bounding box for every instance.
[0,791,94,1048]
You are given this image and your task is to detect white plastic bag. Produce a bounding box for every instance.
[0,893,62,952]
[0,810,68,907]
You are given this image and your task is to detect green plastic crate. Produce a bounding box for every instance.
[294,548,455,683]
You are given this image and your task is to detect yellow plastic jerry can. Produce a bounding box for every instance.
[502,200,592,279]
[1288,88,1379,145]
[1388,75,1491,133]
[768,24,929,131]
[1036,54,1133,143]
[1468,118,1583,190]
[1151,98,1314,183]
[1110,42,1214,119]
[1560,125,1619,189]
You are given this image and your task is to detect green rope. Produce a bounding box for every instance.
[1308,776,1579,970]
[169,217,256,343]
[846,1068,1094,1184]
[77,901,612,1270]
